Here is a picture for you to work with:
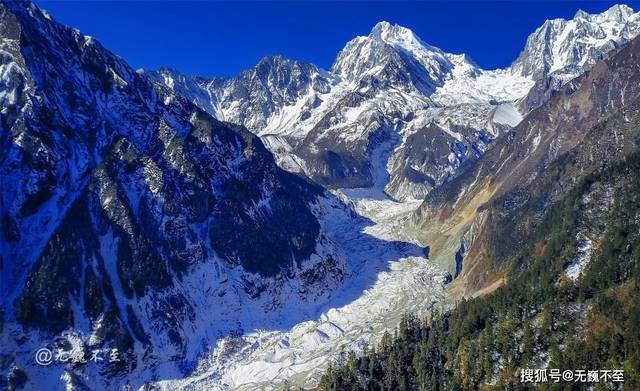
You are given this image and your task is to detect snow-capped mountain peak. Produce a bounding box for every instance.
[149,6,639,203]
[590,3,635,22]
[369,20,399,38]
[511,4,640,80]
[331,21,460,92]
[369,20,435,51]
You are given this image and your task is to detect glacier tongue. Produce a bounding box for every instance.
[151,190,449,390]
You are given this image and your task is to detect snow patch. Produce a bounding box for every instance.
[493,103,523,127]
[564,234,593,280]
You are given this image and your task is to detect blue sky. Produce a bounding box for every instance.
[38,1,640,77]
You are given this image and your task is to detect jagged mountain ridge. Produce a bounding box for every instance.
[150,22,530,199]
[512,4,640,80]
[150,55,336,133]
[514,4,640,112]
[150,5,640,200]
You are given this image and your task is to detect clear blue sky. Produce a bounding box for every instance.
[37,1,640,77]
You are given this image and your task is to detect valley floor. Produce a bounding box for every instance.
[154,189,449,390]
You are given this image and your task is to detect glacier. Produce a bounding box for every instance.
[151,189,449,390]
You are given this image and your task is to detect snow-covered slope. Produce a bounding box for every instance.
[150,6,640,201]
[514,4,640,111]
[512,4,640,81]
[148,56,337,138]
[151,190,449,390]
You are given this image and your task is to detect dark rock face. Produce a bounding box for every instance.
[0,0,321,284]
[384,122,495,200]
[0,2,328,387]
[295,112,396,189]
[205,123,321,275]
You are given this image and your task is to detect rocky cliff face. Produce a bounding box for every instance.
[413,31,640,296]
[150,55,336,134]
[512,4,640,80]
[513,4,640,112]
[0,2,345,389]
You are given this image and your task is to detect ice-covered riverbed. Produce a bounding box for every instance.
[154,189,449,390]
